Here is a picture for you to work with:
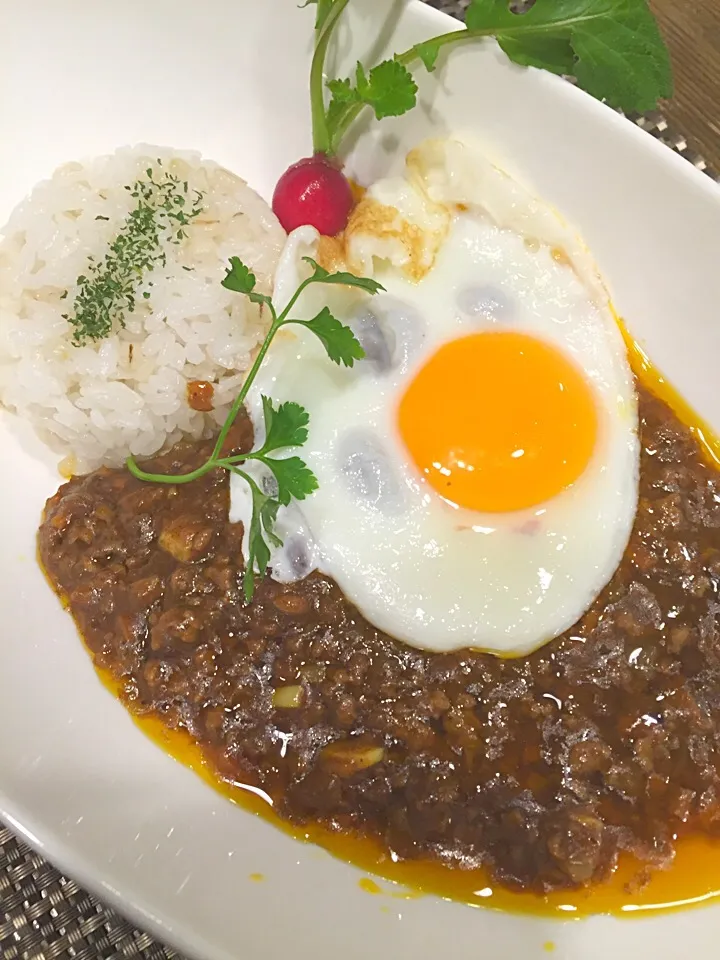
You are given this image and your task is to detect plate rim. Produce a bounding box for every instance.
[2,2,720,958]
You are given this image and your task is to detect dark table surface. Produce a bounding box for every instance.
[651,0,720,172]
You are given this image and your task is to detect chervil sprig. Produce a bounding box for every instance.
[126,255,384,598]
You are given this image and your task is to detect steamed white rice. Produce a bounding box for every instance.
[0,145,285,473]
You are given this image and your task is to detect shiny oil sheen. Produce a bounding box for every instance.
[109,671,720,918]
[55,330,720,919]
[94,313,720,920]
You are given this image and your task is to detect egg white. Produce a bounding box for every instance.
[230,138,639,656]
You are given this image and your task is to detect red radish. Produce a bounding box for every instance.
[272,154,354,236]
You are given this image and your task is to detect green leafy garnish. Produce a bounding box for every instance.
[261,454,319,506]
[232,470,280,601]
[300,256,384,293]
[327,60,418,125]
[127,257,384,598]
[294,306,366,367]
[63,167,204,345]
[412,41,443,74]
[259,396,311,452]
[243,398,318,505]
[309,0,672,155]
[222,256,272,309]
[466,0,672,111]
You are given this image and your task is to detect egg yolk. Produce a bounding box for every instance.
[398,331,598,513]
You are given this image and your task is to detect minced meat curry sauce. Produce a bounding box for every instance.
[38,340,720,917]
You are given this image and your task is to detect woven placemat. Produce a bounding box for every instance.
[0,825,180,960]
[1,4,718,960]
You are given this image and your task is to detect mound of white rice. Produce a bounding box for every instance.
[0,145,285,473]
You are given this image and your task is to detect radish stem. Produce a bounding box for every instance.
[310,0,350,155]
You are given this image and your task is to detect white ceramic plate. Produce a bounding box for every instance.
[2,2,720,958]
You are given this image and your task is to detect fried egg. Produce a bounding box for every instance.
[230,138,639,656]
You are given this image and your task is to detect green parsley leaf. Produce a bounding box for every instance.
[222,257,273,309]
[412,40,442,73]
[326,76,358,131]
[356,60,419,119]
[291,305,365,367]
[235,470,278,601]
[262,455,319,506]
[303,257,386,295]
[257,396,310,454]
[326,76,355,105]
[221,256,256,294]
[326,58,418,136]
[259,496,282,547]
[464,0,672,111]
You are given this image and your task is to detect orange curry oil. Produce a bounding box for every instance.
[81,323,720,919]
